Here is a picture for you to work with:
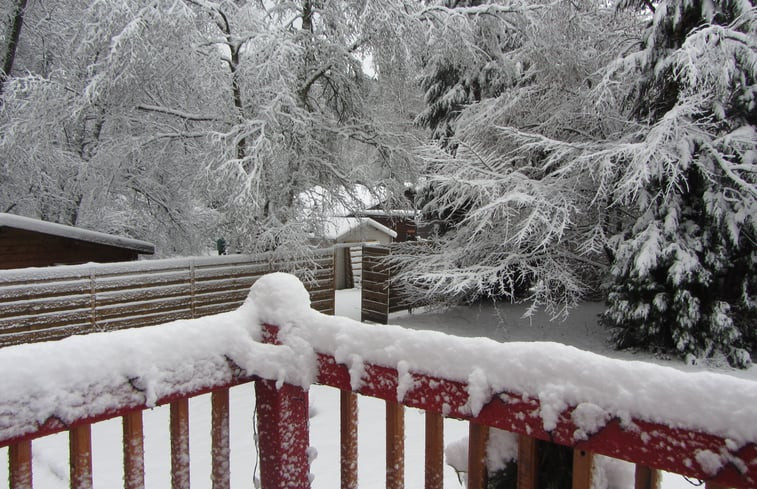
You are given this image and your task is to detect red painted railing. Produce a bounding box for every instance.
[1,299,755,489]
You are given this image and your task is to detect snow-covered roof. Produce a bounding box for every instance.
[321,217,397,241]
[0,213,155,254]
[354,209,416,218]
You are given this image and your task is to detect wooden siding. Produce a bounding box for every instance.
[0,227,140,269]
[0,250,335,347]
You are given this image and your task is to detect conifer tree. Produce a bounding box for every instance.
[601,0,756,366]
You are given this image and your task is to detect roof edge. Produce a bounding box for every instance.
[0,213,155,254]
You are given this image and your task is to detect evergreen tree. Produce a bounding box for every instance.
[601,0,756,367]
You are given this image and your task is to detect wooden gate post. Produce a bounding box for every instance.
[255,380,311,489]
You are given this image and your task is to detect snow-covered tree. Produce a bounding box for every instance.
[0,0,422,255]
[600,0,757,367]
[395,0,640,316]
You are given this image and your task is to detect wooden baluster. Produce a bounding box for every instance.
[572,449,593,489]
[467,423,488,489]
[211,389,231,489]
[634,464,660,489]
[70,424,93,489]
[424,411,443,489]
[517,435,538,489]
[340,390,358,489]
[123,411,145,489]
[386,401,404,489]
[255,380,310,489]
[171,399,190,489]
[9,440,32,489]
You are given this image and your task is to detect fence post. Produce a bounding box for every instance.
[255,380,311,489]
[361,245,390,324]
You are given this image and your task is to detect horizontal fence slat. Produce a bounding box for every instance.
[0,294,91,319]
[95,283,191,306]
[0,280,91,303]
[95,296,193,321]
[0,249,334,346]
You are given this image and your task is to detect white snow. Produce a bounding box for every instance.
[319,216,397,240]
[0,274,755,489]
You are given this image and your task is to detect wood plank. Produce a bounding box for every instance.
[255,380,311,489]
[572,449,593,489]
[634,464,660,489]
[94,283,190,306]
[704,484,727,489]
[362,288,389,303]
[362,270,390,284]
[517,435,538,489]
[95,310,194,331]
[341,390,358,489]
[212,389,231,489]
[9,440,32,489]
[95,295,193,321]
[170,399,190,489]
[69,424,93,489]
[94,270,192,292]
[468,423,488,489]
[0,309,91,334]
[361,309,388,324]
[425,411,444,489]
[123,411,145,489]
[0,282,90,304]
[386,401,405,489]
[0,321,93,347]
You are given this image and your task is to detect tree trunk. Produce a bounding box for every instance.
[0,0,29,99]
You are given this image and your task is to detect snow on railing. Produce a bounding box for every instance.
[1,273,755,489]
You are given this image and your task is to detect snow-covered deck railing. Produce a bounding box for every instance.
[1,273,756,489]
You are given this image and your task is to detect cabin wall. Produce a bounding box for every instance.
[0,228,138,269]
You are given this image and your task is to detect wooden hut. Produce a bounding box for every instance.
[0,213,155,269]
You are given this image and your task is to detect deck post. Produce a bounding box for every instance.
[634,464,660,489]
[425,411,444,489]
[9,440,32,489]
[468,423,488,489]
[340,390,358,489]
[69,424,93,489]
[386,400,405,489]
[255,380,311,489]
[170,399,190,489]
[517,435,538,489]
[572,449,593,489]
[212,389,231,489]
[123,411,145,489]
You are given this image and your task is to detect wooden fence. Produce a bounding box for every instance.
[0,250,334,347]
[361,244,416,324]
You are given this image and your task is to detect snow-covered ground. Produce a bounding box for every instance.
[1,286,753,488]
